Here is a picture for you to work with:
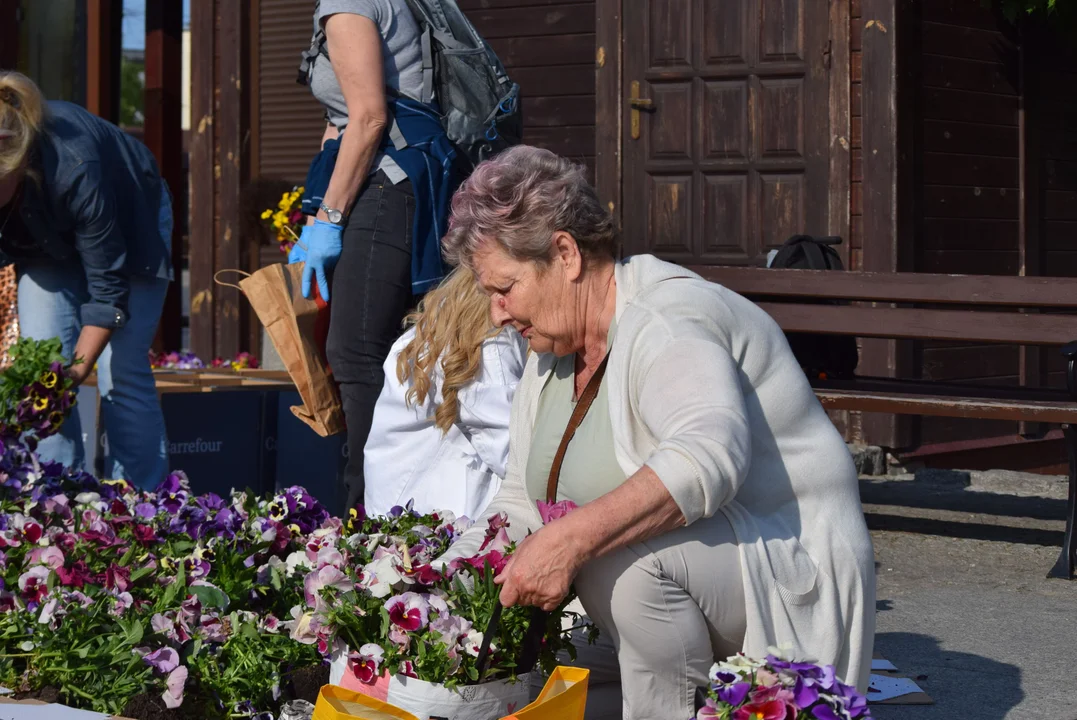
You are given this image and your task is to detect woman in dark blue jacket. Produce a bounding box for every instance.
[0,72,171,490]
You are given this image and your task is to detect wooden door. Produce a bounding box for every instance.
[621,0,834,265]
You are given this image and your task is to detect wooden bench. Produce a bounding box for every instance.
[692,266,1077,580]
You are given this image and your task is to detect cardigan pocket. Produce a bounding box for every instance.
[764,535,819,606]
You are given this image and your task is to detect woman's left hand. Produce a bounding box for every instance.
[495,522,584,611]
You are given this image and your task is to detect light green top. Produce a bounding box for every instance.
[525,321,626,505]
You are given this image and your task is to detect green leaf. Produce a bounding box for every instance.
[270,566,283,592]
[119,618,144,646]
[380,606,391,638]
[171,540,195,555]
[118,544,137,568]
[467,665,478,681]
[190,583,230,610]
[241,621,259,641]
[130,566,153,584]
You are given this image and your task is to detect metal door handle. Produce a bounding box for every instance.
[630,81,655,140]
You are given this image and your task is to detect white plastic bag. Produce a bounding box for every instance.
[329,648,532,720]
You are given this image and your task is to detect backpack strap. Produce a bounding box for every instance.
[402,0,436,104]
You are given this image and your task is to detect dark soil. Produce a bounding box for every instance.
[13,686,60,703]
[286,662,330,704]
[123,692,208,720]
[120,663,328,720]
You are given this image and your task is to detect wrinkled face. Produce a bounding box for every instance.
[472,236,582,357]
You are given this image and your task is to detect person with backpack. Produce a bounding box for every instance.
[292,0,452,511]
[294,0,522,511]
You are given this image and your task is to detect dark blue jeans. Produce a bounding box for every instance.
[325,170,415,511]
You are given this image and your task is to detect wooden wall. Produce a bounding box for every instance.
[899,1,1077,451]
[914,1,1022,445]
[461,0,598,176]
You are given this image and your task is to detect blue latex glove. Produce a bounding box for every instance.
[288,224,312,264]
[301,219,343,301]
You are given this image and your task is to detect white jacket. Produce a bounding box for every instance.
[363,326,528,520]
[440,255,875,690]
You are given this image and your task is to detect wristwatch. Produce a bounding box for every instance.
[319,202,345,225]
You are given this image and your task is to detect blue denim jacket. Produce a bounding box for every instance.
[2,102,171,329]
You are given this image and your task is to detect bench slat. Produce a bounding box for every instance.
[693,266,1077,308]
[757,303,1077,345]
[815,389,1077,424]
[813,376,1073,404]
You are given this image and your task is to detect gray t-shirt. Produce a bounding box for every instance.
[310,0,424,183]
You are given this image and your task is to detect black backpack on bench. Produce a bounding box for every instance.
[767,235,859,379]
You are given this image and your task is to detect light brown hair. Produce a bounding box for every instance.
[396,267,502,434]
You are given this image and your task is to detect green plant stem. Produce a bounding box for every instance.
[62,684,98,702]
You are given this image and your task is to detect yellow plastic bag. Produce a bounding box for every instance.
[503,667,590,720]
[313,684,420,720]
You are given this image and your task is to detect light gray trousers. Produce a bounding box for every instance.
[537,512,747,720]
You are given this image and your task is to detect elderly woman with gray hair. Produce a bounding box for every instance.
[438,145,875,718]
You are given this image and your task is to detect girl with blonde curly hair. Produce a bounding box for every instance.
[362,267,527,519]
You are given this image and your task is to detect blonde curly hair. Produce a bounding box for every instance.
[396,267,503,434]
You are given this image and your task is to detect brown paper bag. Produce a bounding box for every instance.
[218,264,346,437]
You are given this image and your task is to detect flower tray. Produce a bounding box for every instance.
[82,369,294,394]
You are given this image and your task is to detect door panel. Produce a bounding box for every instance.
[622,0,832,266]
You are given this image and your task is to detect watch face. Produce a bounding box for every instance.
[321,205,343,224]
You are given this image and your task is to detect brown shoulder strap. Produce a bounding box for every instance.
[545,352,610,503]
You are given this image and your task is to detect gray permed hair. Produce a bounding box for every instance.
[442,146,616,269]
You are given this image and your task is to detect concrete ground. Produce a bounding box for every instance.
[861,470,1077,720]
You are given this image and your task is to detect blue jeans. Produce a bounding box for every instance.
[16,188,172,490]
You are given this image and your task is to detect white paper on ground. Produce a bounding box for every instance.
[871,658,899,672]
[867,674,925,702]
[0,703,110,720]
[0,688,10,696]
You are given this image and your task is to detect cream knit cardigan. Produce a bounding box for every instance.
[441,254,875,690]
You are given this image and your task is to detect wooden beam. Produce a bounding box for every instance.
[247,0,263,357]
[829,0,852,268]
[188,0,216,358]
[594,0,621,241]
[858,0,916,448]
[0,1,18,69]
[755,303,1077,347]
[691,267,1077,308]
[144,1,184,352]
[215,0,250,357]
[1018,19,1046,437]
[85,0,122,122]
[814,391,1077,425]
